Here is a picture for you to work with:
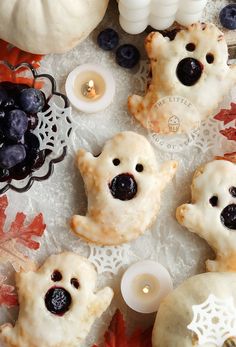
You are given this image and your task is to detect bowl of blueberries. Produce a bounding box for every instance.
[0,61,72,194]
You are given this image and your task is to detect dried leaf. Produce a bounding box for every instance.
[0,195,46,272]
[92,310,153,347]
[216,152,236,164]
[0,40,43,85]
[104,310,127,347]
[129,327,152,347]
[214,103,236,125]
[0,40,43,69]
[220,127,236,141]
[0,275,18,308]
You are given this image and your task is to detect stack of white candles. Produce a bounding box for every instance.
[119,0,208,34]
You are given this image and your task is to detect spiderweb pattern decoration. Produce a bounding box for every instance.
[33,103,73,154]
[187,294,236,346]
[88,244,130,274]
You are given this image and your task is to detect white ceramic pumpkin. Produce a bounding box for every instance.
[0,0,109,54]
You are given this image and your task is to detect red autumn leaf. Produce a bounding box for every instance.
[220,127,236,141]
[216,152,236,164]
[0,195,46,271]
[129,327,152,347]
[92,310,153,347]
[214,103,236,125]
[104,310,127,347]
[0,275,18,308]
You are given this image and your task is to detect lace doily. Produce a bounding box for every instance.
[0,1,235,346]
[188,295,236,346]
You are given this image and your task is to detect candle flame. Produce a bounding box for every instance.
[142,285,150,294]
[88,80,94,89]
[82,79,97,99]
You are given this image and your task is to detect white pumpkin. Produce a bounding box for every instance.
[0,0,109,54]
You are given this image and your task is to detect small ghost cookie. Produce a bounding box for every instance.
[152,272,236,347]
[128,23,236,134]
[0,252,113,347]
[176,159,236,272]
[71,131,177,245]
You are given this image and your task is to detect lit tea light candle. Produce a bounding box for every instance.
[121,260,173,314]
[65,64,115,113]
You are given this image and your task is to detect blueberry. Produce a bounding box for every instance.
[97,28,119,51]
[0,87,8,107]
[0,144,26,169]
[220,204,236,230]
[5,109,28,141]
[116,44,140,69]
[176,58,203,86]
[19,88,45,113]
[3,97,16,110]
[9,162,32,180]
[45,287,72,315]
[0,167,9,182]
[230,187,236,198]
[209,196,218,207]
[24,132,40,152]
[28,114,38,130]
[109,173,137,200]
[220,4,236,30]
[51,270,63,282]
[0,110,5,119]
[23,132,45,170]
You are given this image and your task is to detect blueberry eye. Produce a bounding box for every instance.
[113,158,120,166]
[51,270,62,282]
[229,186,236,197]
[209,196,218,207]
[71,278,80,289]
[135,164,144,172]
[186,43,196,52]
[206,53,214,64]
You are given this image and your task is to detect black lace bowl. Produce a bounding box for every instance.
[0,61,72,194]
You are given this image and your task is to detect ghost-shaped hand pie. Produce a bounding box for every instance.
[128,23,236,134]
[176,159,236,272]
[0,252,113,347]
[153,159,236,347]
[71,131,178,245]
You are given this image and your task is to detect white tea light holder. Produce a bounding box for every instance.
[121,260,173,314]
[118,0,208,34]
[65,64,115,114]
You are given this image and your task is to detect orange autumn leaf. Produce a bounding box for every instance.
[0,275,18,308]
[214,103,236,125]
[0,40,43,85]
[0,40,43,69]
[0,195,46,272]
[92,310,152,347]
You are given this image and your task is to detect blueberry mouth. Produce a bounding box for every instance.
[220,204,236,230]
[109,173,137,201]
[45,286,72,316]
[176,58,203,86]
